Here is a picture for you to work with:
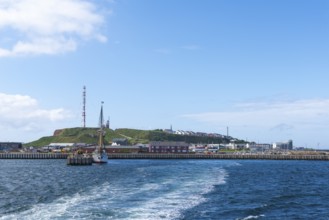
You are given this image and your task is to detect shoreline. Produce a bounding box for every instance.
[0,153,329,160]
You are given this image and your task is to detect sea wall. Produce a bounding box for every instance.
[1,153,329,160]
[108,153,329,160]
[0,153,68,159]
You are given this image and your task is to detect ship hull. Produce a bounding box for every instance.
[92,152,108,163]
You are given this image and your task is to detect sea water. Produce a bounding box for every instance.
[0,159,329,219]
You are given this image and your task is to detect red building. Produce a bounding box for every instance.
[149,141,189,153]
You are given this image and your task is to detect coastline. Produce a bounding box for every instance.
[1,153,329,160]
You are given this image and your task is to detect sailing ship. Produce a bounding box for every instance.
[92,102,108,163]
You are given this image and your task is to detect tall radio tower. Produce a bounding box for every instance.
[82,86,86,127]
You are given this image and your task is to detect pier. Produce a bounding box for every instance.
[67,154,93,165]
[0,153,68,159]
[1,153,329,161]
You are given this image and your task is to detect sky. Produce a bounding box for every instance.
[0,0,329,148]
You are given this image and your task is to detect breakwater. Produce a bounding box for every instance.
[1,153,329,160]
[0,153,68,159]
[108,153,329,160]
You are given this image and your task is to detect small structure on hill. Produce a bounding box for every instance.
[112,138,128,146]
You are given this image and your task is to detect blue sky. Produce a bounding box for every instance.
[1,0,329,148]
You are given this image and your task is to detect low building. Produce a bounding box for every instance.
[196,132,207,137]
[273,140,293,150]
[149,141,189,153]
[49,143,75,148]
[106,145,140,153]
[225,142,246,150]
[189,144,206,153]
[0,142,22,152]
[246,143,272,152]
[135,144,150,153]
[207,144,224,153]
[112,138,128,146]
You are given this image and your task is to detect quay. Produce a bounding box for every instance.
[67,154,93,165]
[0,153,68,159]
[108,153,329,160]
[1,153,329,160]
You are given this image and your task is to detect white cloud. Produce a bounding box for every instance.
[0,0,108,57]
[183,99,329,127]
[182,99,329,147]
[0,93,73,132]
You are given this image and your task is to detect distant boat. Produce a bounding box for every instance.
[92,102,108,163]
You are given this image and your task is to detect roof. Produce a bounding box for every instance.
[49,143,75,147]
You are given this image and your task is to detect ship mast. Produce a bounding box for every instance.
[98,101,105,151]
[82,86,86,127]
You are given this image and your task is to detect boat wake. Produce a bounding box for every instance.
[126,168,227,220]
[0,182,111,220]
[1,162,228,220]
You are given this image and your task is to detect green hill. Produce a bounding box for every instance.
[24,127,244,147]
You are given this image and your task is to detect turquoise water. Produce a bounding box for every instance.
[0,159,329,219]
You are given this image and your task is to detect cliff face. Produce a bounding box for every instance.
[53,129,64,136]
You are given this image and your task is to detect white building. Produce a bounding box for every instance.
[189,144,207,153]
[207,144,222,153]
[273,140,293,150]
[225,143,246,150]
[246,143,272,152]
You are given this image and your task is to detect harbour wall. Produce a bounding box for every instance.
[0,153,68,159]
[0,153,329,160]
[108,153,329,160]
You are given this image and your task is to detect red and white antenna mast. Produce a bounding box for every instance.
[82,86,86,127]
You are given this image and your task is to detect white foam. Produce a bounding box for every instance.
[125,168,227,220]
[0,182,111,220]
[1,163,230,220]
[239,214,265,220]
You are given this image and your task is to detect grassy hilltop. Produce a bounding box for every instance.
[24,127,240,147]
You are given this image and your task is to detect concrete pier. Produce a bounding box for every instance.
[67,154,93,165]
[0,153,68,159]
